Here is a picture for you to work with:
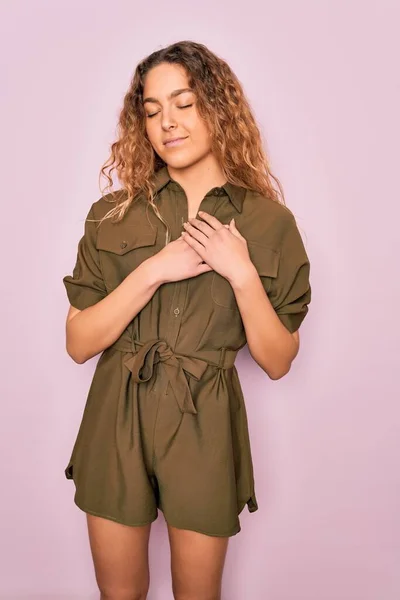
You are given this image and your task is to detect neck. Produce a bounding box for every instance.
[166,154,227,199]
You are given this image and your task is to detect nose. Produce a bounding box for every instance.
[160,107,177,131]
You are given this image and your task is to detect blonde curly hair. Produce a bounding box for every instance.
[93,40,287,237]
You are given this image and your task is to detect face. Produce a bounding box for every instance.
[143,62,213,170]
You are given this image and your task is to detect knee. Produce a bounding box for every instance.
[173,592,219,600]
[174,596,219,600]
[100,586,148,600]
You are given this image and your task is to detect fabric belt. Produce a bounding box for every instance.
[109,333,238,415]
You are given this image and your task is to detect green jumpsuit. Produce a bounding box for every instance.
[62,166,312,537]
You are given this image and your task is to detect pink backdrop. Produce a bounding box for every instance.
[1,0,399,598]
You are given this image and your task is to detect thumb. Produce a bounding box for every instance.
[197,261,213,274]
[229,217,241,238]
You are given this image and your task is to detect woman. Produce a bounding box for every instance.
[63,40,311,600]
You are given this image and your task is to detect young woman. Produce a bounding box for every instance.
[63,40,311,600]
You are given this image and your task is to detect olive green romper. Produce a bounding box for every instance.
[62,166,312,537]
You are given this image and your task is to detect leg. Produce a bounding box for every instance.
[167,524,229,600]
[86,513,152,600]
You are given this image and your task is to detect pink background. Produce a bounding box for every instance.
[1,0,399,598]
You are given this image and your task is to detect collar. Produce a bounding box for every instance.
[151,166,246,213]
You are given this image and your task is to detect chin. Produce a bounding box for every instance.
[161,152,210,171]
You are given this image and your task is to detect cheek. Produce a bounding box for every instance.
[188,118,211,148]
[145,121,159,148]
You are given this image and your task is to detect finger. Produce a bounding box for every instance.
[196,262,213,274]
[197,211,225,231]
[187,217,214,237]
[229,217,244,239]
[181,232,206,259]
[183,222,209,247]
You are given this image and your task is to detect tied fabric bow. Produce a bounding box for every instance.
[123,339,208,414]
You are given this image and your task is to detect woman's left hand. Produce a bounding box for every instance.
[181,211,254,284]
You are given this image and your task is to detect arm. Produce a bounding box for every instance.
[63,201,166,364]
[182,211,311,380]
[230,265,299,380]
[230,215,311,380]
[66,257,162,364]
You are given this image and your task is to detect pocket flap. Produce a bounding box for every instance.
[247,242,279,278]
[96,226,157,255]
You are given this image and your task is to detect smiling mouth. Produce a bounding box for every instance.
[164,137,188,147]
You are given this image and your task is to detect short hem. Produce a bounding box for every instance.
[159,507,241,537]
[164,519,241,537]
[238,494,259,515]
[73,497,158,528]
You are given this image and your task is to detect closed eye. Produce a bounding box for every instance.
[146,104,193,118]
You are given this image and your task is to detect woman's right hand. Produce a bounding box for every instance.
[146,235,213,284]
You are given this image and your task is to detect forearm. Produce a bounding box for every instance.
[66,257,162,364]
[229,265,298,379]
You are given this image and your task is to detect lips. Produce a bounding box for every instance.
[163,136,188,146]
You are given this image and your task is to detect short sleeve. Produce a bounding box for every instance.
[268,216,312,333]
[62,204,107,310]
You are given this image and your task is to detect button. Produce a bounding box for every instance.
[173,308,180,315]
[120,241,128,249]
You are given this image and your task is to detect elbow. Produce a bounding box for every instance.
[268,370,288,381]
[267,362,292,380]
[252,350,292,380]
[251,344,295,380]
[66,326,88,364]
[65,314,88,364]
[66,342,86,365]
[67,351,84,365]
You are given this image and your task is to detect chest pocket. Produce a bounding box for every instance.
[210,242,280,310]
[96,224,158,291]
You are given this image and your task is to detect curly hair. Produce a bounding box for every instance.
[93,40,287,236]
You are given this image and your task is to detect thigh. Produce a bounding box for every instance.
[86,513,152,599]
[167,524,229,600]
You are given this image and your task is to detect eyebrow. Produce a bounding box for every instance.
[142,87,194,105]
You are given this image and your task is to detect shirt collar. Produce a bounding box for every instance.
[151,166,246,213]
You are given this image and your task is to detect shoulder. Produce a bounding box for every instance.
[245,189,295,223]
[242,189,298,248]
[90,189,129,221]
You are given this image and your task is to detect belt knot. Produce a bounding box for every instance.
[123,339,208,414]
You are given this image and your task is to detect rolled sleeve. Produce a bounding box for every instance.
[62,204,107,310]
[268,216,312,333]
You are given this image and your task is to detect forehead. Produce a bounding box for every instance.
[143,63,191,97]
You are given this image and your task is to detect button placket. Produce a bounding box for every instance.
[167,189,220,349]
